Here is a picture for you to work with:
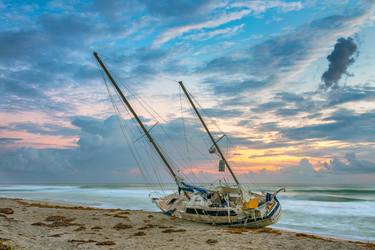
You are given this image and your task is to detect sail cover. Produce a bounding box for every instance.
[179,182,208,194]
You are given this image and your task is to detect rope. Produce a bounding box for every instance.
[97,63,153,189]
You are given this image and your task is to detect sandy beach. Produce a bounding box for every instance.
[0,198,374,250]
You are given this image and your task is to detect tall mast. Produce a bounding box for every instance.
[178,81,240,186]
[93,52,180,185]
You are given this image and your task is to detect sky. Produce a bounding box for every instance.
[1,0,375,184]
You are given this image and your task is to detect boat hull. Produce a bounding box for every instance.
[152,194,282,228]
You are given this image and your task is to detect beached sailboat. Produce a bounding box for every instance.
[93,52,285,227]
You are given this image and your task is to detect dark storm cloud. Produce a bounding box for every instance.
[321,37,358,89]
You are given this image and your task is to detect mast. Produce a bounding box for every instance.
[93,52,180,185]
[178,81,240,186]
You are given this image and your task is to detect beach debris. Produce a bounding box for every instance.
[31,215,80,228]
[91,226,102,230]
[158,225,173,229]
[96,241,115,246]
[113,215,129,219]
[45,216,80,227]
[0,208,14,215]
[138,224,156,230]
[206,239,218,245]
[48,234,62,237]
[161,228,186,233]
[68,239,97,245]
[31,222,48,226]
[225,227,281,235]
[225,227,248,234]
[133,231,146,236]
[295,233,334,242]
[0,239,12,250]
[113,223,133,230]
[147,214,154,218]
[74,226,86,231]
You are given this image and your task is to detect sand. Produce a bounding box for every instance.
[0,197,374,250]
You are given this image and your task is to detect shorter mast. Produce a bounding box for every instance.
[178,81,240,186]
[93,52,180,185]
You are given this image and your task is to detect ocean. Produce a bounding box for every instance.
[0,183,374,242]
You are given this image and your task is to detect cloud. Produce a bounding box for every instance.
[201,1,375,95]
[143,0,220,19]
[152,0,304,47]
[251,91,316,116]
[241,154,375,184]
[200,107,243,118]
[280,109,375,142]
[321,37,358,89]
[185,24,245,41]
[153,9,251,47]
[0,115,223,183]
[233,1,303,14]
[321,153,375,174]
[326,86,375,106]
[0,137,22,144]
[0,116,148,182]
[6,122,79,137]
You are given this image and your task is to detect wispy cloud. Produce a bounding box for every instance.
[153,10,251,47]
[201,1,375,95]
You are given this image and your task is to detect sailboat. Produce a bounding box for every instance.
[93,52,285,228]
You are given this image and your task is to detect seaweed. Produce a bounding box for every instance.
[113,223,133,230]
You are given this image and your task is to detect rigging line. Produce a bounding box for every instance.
[114,90,167,189]
[100,67,153,188]
[116,79,167,123]
[119,81,195,171]
[187,104,219,163]
[107,94,150,186]
[188,89,224,134]
[118,80,213,178]
[114,103,151,183]
[179,86,201,184]
[141,138,166,192]
[98,63,160,190]
[154,74,179,84]
[114,78,212,184]
[187,89,238,167]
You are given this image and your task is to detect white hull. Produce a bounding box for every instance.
[152,190,282,228]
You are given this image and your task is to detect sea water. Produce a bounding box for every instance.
[0,183,374,242]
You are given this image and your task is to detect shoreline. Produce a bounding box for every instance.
[1,197,374,249]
